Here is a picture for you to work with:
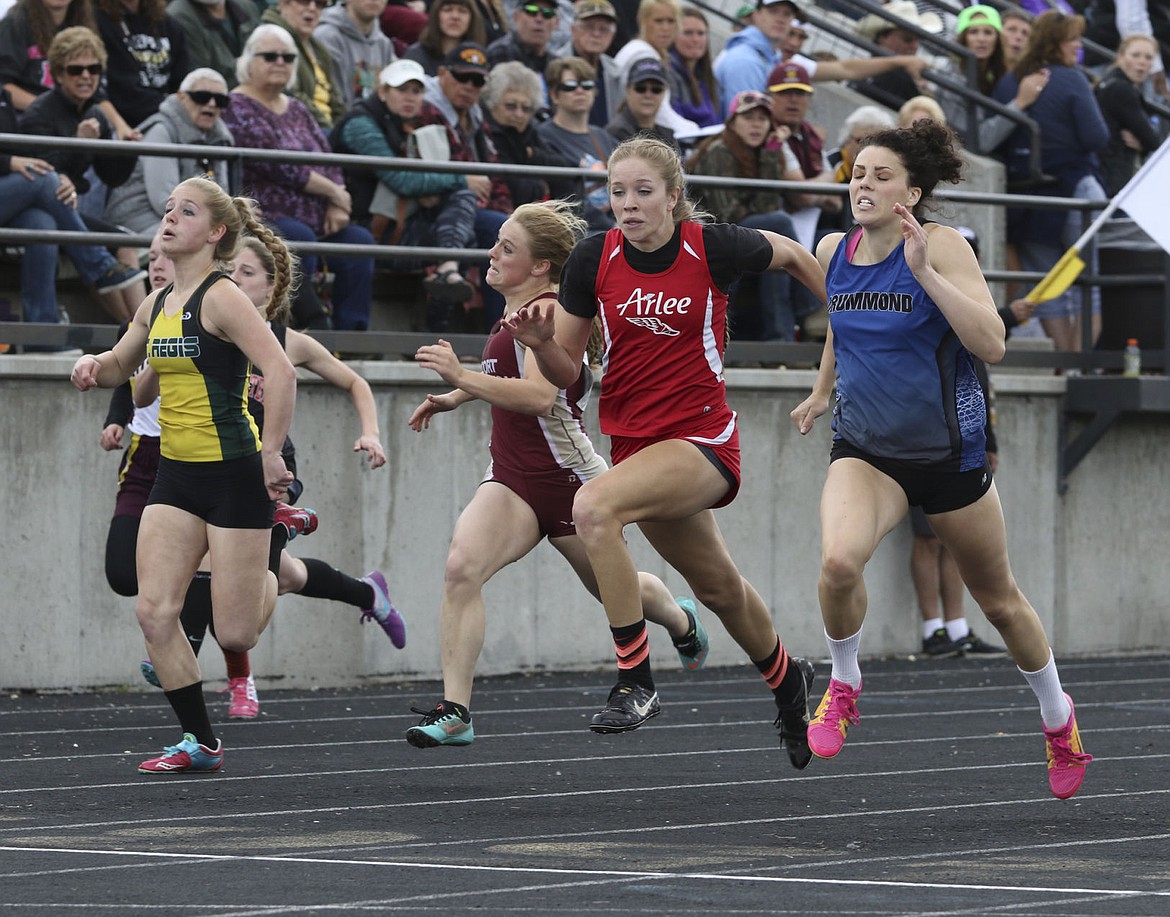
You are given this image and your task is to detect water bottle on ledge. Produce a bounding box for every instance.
[1123,339,1141,378]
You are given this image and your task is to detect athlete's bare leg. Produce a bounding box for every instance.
[571,439,730,630]
[205,524,277,653]
[928,483,1051,671]
[439,482,543,707]
[640,512,775,659]
[817,458,909,638]
[135,503,207,690]
[550,534,690,638]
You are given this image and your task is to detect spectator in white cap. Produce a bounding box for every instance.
[606,56,679,151]
[780,17,809,61]
[849,0,940,109]
[331,57,484,316]
[715,0,930,117]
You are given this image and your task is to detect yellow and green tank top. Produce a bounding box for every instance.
[146,271,262,462]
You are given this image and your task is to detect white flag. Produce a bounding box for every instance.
[1116,137,1170,254]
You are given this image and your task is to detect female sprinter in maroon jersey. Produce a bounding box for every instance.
[407,199,709,747]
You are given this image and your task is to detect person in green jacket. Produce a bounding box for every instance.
[169,0,260,89]
[261,0,346,128]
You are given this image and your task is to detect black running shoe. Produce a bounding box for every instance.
[955,630,1007,657]
[589,682,660,734]
[922,627,962,657]
[774,656,816,770]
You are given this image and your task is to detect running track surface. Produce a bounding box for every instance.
[2,653,1168,915]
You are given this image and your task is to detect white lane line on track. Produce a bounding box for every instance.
[2,725,1160,781]
[1,776,1167,838]
[2,842,1169,901]
[2,667,1168,719]
[4,692,1170,741]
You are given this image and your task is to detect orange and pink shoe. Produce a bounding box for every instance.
[807,678,862,759]
[1043,693,1092,799]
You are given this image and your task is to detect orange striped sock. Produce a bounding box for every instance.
[611,620,654,690]
[753,637,800,705]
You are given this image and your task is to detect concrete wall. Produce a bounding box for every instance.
[2,355,1167,692]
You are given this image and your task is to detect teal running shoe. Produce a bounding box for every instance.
[140,659,160,688]
[406,700,474,747]
[672,597,709,671]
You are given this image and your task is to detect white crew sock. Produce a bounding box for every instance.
[923,616,943,640]
[1019,651,1072,729]
[945,617,971,642]
[826,628,863,689]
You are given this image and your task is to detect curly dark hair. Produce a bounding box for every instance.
[858,120,964,217]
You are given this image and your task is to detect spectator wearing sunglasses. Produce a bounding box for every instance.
[0,83,146,345]
[486,1,557,83]
[92,0,190,129]
[482,60,575,205]
[0,0,100,111]
[314,0,398,110]
[20,26,146,321]
[605,56,678,152]
[554,0,622,128]
[537,55,619,232]
[260,0,346,128]
[169,0,260,89]
[426,41,513,329]
[225,23,376,331]
[105,68,235,235]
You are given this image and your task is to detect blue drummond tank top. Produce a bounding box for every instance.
[826,233,987,471]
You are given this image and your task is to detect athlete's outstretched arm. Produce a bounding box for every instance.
[503,300,593,391]
[287,329,385,468]
[70,293,160,391]
[409,388,476,431]
[791,233,841,435]
[415,338,561,416]
[759,231,828,309]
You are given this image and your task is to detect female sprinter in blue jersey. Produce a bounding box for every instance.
[790,120,1091,799]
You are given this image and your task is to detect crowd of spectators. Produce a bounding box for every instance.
[0,0,1167,347]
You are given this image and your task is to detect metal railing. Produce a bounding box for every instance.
[0,132,1163,373]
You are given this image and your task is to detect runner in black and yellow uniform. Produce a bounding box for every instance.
[71,177,297,775]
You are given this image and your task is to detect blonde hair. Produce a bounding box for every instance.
[505,200,602,364]
[608,135,711,224]
[47,25,107,78]
[897,94,947,129]
[637,0,680,32]
[509,200,587,284]
[176,177,294,321]
[236,234,302,324]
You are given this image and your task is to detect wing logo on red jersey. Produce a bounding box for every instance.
[626,316,680,336]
